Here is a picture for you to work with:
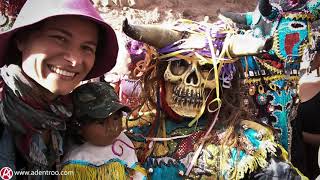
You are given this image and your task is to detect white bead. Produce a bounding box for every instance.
[148,168,153,173]
[178,170,184,176]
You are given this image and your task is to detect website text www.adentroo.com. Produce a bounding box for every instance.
[0,167,74,180]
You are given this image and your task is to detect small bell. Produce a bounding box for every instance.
[249,85,256,96]
[258,84,265,94]
[256,132,263,140]
[256,94,267,105]
[268,105,275,112]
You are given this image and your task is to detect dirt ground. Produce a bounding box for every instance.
[90,0,256,77]
[94,0,256,31]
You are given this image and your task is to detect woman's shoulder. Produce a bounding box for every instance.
[298,71,320,102]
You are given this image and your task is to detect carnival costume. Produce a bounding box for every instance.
[220,0,320,153]
[121,18,307,179]
[0,0,119,179]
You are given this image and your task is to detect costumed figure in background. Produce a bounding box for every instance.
[0,0,26,31]
[105,38,146,111]
[0,0,119,179]
[219,0,320,154]
[121,18,306,179]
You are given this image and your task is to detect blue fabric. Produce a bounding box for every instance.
[143,158,186,180]
[245,12,253,26]
[63,158,129,167]
[0,127,16,180]
[244,129,260,149]
[240,56,260,71]
[269,89,295,150]
[0,125,64,180]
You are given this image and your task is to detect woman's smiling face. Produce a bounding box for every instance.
[17,16,98,96]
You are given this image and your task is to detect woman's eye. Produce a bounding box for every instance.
[81,45,96,54]
[49,35,67,43]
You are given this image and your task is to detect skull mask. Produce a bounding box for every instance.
[122,19,273,119]
[164,59,215,118]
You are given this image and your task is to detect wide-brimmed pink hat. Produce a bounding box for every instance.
[0,0,118,80]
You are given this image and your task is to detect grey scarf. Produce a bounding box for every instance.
[0,64,72,167]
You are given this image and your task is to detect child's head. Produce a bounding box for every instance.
[72,82,130,146]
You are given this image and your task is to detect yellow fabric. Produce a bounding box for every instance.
[132,164,148,177]
[200,120,278,179]
[60,162,128,180]
[283,12,316,21]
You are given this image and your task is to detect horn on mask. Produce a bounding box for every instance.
[226,34,273,57]
[259,0,273,17]
[309,3,320,22]
[311,20,320,29]
[219,11,247,25]
[122,18,185,48]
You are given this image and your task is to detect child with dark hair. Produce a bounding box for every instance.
[61,82,146,180]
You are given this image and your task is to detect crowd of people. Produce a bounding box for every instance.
[0,0,319,179]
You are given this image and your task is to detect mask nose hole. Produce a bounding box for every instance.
[186,70,198,85]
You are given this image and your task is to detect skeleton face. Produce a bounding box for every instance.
[164,59,216,118]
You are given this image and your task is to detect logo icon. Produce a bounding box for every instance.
[0,167,13,180]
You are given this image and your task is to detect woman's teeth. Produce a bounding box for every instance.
[49,65,75,77]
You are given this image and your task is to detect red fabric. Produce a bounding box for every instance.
[285,33,300,56]
[173,131,205,159]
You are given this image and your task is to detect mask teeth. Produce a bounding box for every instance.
[172,86,204,107]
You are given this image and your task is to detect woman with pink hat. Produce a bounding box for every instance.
[0,0,118,179]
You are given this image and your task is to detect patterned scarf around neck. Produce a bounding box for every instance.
[0,64,72,167]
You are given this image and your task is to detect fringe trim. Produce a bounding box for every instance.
[203,120,279,179]
[61,162,128,180]
[132,164,147,177]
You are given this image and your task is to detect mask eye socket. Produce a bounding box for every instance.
[170,60,189,75]
[291,23,303,28]
[199,64,215,80]
[288,22,306,31]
